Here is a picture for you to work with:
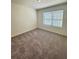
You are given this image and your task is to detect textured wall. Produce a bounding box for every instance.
[11,2,37,37]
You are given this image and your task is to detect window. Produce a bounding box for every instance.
[43,12,52,25]
[43,10,64,27]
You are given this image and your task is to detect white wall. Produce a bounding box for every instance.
[11,2,37,37]
[37,3,67,36]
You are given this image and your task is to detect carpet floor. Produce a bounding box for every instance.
[11,28,67,59]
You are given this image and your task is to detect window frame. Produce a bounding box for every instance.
[43,10,64,28]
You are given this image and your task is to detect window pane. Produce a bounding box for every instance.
[52,19,63,27]
[52,10,64,27]
[52,10,64,20]
[43,12,52,25]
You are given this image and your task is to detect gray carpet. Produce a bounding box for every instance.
[11,28,67,59]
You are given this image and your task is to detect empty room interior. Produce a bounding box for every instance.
[11,0,67,59]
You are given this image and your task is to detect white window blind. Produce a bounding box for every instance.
[43,10,64,27]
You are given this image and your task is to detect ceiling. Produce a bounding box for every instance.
[12,0,67,9]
